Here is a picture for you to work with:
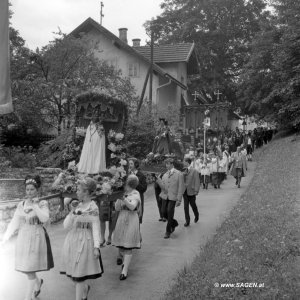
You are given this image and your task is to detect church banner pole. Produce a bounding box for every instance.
[204,124,206,162]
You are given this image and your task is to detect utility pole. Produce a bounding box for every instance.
[148,30,154,113]
[100,2,104,25]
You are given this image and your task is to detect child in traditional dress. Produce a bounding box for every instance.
[60,177,103,300]
[1,175,54,300]
[201,155,211,189]
[113,175,141,280]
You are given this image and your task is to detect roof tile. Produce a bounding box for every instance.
[134,43,194,63]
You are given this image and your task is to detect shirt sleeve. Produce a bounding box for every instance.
[63,212,75,229]
[115,199,123,211]
[123,193,139,211]
[33,200,50,223]
[91,204,100,248]
[3,202,22,241]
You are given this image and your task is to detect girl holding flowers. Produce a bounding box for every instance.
[60,177,103,300]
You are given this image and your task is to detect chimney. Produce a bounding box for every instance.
[132,38,141,47]
[118,28,128,44]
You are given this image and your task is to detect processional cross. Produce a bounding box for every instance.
[192,91,200,101]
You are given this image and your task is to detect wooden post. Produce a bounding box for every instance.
[136,67,151,116]
[149,30,154,113]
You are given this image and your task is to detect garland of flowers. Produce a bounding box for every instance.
[96,129,127,195]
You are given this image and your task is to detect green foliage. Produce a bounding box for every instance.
[36,130,83,168]
[126,104,181,159]
[1,146,37,169]
[238,0,300,129]
[145,0,268,105]
[4,24,137,136]
[126,106,156,159]
[0,145,12,172]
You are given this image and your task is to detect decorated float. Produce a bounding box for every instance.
[51,91,129,222]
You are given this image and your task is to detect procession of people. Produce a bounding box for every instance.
[0,120,275,300]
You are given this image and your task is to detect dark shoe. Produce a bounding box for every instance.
[235,180,238,185]
[117,258,123,265]
[106,240,111,245]
[184,222,190,227]
[33,278,44,298]
[159,218,163,222]
[119,274,127,280]
[217,185,220,189]
[162,218,167,222]
[100,240,106,248]
[238,184,241,188]
[164,232,170,239]
[194,216,199,223]
[82,284,90,300]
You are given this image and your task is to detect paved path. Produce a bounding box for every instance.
[0,161,256,300]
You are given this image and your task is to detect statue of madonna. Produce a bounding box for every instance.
[77,117,106,174]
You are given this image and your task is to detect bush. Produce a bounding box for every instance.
[36,130,83,168]
[126,108,156,159]
[126,104,181,159]
[1,146,37,169]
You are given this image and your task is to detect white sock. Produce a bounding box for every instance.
[25,279,36,300]
[122,254,132,276]
[34,276,41,293]
[75,282,85,300]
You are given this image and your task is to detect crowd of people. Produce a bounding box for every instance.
[0,127,275,300]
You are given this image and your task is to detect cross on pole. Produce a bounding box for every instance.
[214,89,222,139]
[192,91,200,101]
[214,89,222,101]
[100,2,104,25]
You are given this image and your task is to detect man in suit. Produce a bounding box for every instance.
[128,158,147,223]
[230,147,247,188]
[157,158,184,239]
[182,158,200,227]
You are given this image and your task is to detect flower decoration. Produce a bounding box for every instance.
[51,170,82,193]
[75,127,86,137]
[108,143,117,152]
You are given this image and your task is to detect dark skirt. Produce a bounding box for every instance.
[211,173,220,185]
[247,145,253,155]
[200,174,210,184]
[231,167,244,178]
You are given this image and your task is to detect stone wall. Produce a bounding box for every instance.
[35,167,62,195]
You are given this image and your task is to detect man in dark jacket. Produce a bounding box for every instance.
[128,158,147,223]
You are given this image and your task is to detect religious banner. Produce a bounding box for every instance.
[0,0,13,115]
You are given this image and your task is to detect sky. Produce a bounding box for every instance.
[10,0,164,50]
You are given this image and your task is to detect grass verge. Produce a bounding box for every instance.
[164,136,300,299]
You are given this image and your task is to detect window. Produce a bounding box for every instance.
[128,62,139,77]
[109,58,118,68]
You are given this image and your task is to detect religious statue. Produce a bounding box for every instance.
[152,118,172,156]
[77,117,106,174]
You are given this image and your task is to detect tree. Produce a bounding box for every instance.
[145,0,268,105]
[26,31,137,134]
[238,0,300,129]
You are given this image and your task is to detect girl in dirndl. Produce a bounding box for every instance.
[1,175,54,300]
[113,175,141,280]
[60,177,103,300]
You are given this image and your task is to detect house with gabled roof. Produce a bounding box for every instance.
[70,17,198,112]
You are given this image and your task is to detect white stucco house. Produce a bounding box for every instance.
[70,17,198,111]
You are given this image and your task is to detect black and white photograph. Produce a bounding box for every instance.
[0,0,299,299]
